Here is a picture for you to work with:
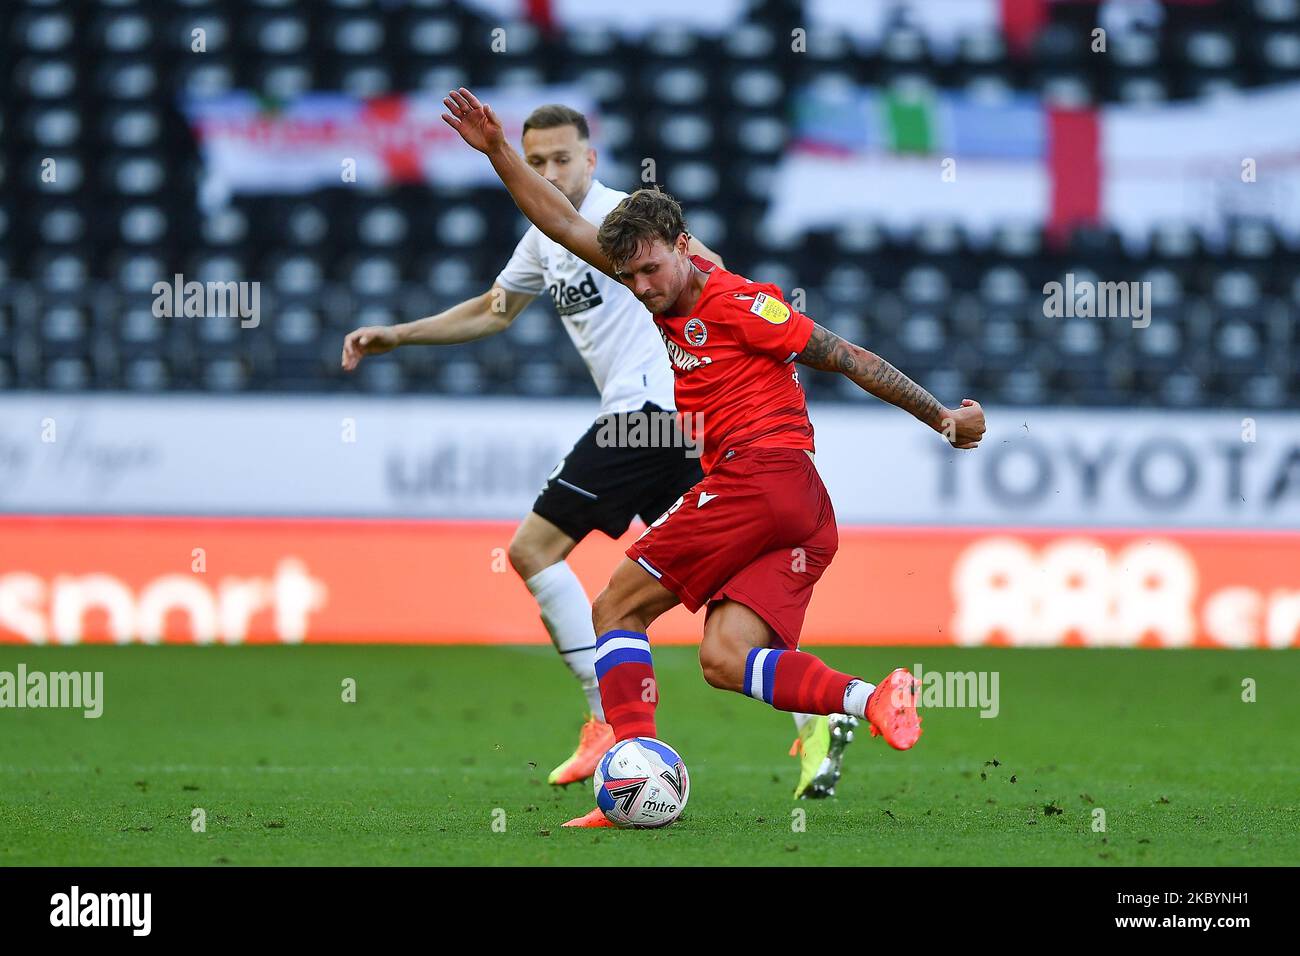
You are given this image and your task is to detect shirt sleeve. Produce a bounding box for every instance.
[728,285,815,362]
[494,227,546,295]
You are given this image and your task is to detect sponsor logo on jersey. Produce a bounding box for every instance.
[657,326,712,372]
[547,271,604,316]
[750,292,790,324]
[683,317,708,346]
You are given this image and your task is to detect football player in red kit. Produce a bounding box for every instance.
[441,89,986,827]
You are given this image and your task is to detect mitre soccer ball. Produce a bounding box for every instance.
[593,737,690,828]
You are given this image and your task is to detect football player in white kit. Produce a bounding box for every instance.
[342,105,856,797]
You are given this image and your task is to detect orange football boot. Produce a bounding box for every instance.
[561,807,615,828]
[548,714,615,785]
[866,668,923,750]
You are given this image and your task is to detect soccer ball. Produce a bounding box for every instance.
[593,737,690,828]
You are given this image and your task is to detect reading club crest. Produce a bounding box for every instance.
[683,318,708,347]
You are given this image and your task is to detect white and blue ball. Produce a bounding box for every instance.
[593,737,690,828]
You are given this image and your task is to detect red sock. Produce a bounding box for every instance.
[744,647,855,715]
[594,629,657,741]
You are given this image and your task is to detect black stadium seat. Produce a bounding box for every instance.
[0,0,1289,406]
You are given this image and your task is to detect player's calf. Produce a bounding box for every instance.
[700,600,852,711]
[590,558,681,743]
[741,650,922,750]
[703,599,922,750]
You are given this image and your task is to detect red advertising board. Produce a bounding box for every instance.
[1,517,1297,647]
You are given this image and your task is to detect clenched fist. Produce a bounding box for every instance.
[940,398,986,449]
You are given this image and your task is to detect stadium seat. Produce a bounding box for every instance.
[0,0,1287,409]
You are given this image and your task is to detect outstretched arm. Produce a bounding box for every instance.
[341,284,534,371]
[796,324,986,448]
[441,88,616,279]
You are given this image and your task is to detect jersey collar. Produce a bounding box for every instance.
[575,179,605,217]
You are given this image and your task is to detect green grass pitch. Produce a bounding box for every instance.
[2,645,1297,866]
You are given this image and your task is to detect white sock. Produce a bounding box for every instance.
[842,680,875,719]
[792,712,817,733]
[525,561,604,721]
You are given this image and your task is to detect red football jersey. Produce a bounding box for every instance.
[656,256,815,473]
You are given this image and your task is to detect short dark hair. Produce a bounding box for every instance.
[521,104,590,141]
[596,189,689,268]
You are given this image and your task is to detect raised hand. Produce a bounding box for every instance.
[441,87,506,154]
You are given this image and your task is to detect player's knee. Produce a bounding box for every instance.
[506,533,544,580]
[698,643,742,692]
[591,584,623,636]
[593,578,658,636]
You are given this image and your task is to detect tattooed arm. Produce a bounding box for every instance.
[796,323,986,448]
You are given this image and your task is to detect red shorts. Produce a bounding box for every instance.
[625,445,839,649]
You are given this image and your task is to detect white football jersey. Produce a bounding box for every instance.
[495,180,677,415]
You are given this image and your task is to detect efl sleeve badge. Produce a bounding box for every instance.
[749,292,791,325]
